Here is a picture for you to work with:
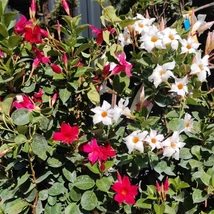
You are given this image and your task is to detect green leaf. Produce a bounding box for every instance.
[65,203,81,214]
[102,6,121,23]
[80,191,98,211]
[135,199,152,209]
[0,0,8,16]
[36,171,52,183]
[8,35,22,48]
[192,188,208,203]
[62,168,75,182]
[5,199,28,214]
[69,188,81,202]
[85,162,101,175]
[59,88,71,105]
[96,177,112,192]
[47,157,63,168]
[36,200,43,214]
[87,83,100,105]
[191,145,201,160]
[154,204,165,214]
[168,118,185,131]
[164,204,176,214]
[32,134,49,160]
[0,23,8,38]
[74,43,91,56]
[44,203,61,214]
[200,171,211,186]
[113,72,130,94]
[11,109,30,125]
[39,189,48,201]
[73,175,95,190]
[103,30,110,45]
[2,94,15,115]
[48,182,67,196]
[120,19,137,28]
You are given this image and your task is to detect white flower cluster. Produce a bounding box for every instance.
[123,113,194,160]
[118,14,211,97]
[91,99,131,125]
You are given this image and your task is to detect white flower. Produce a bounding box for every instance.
[139,25,164,53]
[190,52,210,82]
[144,129,164,151]
[133,14,155,35]
[91,100,113,125]
[118,27,132,47]
[113,98,131,121]
[182,113,194,133]
[180,36,200,54]
[149,61,175,87]
[123,130,148,153]
[161,27,181,50]
[161,132,185,160]
[170,76,188,97]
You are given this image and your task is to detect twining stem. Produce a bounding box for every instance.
[28,151,38,214]
[194,2,214,13]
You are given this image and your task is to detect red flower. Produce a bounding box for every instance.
[90,25,115,45]
[33,89,43,103]
[111,172,138,205]
[51,64,62,74]
[53,123,79,144]
[156,181,161,195]
[100,144,116,162]
[13,95,35,111]
[14,15,28,34]
[83,139,102,165]
[24,25,42,43]
[163,177,169,192]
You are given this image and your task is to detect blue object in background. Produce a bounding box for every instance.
[184,18,191,31]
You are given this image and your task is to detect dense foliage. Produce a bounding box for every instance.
[0,0,214,213]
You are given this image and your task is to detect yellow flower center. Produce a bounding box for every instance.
[177,83,183,90]
[159,70,166,76]
[185,122,190,127]
[186,44,192,49]
[170,142,176,149]
[101,111,108,117]
[122,188,127,195]
[132,136,139,144]
[199,64,204,71]
[151,36,158,42]
[169,34,174,40]
[151,138,157,144]
[138,23,144,28]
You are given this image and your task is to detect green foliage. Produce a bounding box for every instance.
[0,0,213,213]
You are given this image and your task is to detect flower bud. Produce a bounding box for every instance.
[51,64,62,74]
[62,0,70,16]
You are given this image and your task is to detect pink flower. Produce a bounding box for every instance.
[32,47,50,68]
[14,15,28,35]
[62,0,70,16]
[33,89,43,103]
[112,53,132,77]
[83,139,102,165]
[90,25,115,45]
[53,123,79,144]
[51,64,62,74]
[111,172,138,205]
[13,95,35,111]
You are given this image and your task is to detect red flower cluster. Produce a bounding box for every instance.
[14,15,48,44]
[83,138,116,170]
[53,123,79,144]
[111,172,138,205]
[90,25,115,45]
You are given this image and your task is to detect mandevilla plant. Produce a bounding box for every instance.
[0,0,214,213]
